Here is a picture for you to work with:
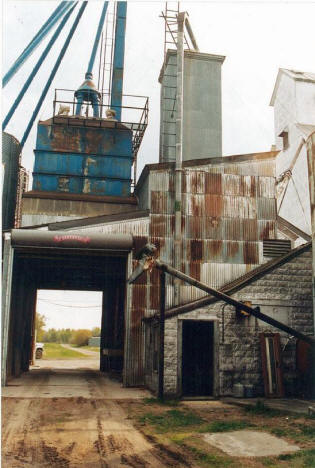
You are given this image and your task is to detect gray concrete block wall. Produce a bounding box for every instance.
[161,248,313,397]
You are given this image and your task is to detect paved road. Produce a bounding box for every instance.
[60,343,100,357]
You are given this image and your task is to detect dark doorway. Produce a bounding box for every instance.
[182,320,214,397]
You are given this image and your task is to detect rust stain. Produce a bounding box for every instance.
[190,240,203,260]
[150,284,160,309]
[190,195,204,216]
[190,262,201,281]
[132,284,147,309]
[243,242,259,264]
[205,194,223,217]
[209,240,223,259]
[150,215,166,237]
[259,221,276,240]
[242,219,258,241]
[226,241,239,259]
[205,172,222,194]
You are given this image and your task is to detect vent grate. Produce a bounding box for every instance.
[263,239,291,258]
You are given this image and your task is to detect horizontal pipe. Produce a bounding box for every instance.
[155,259,315,346]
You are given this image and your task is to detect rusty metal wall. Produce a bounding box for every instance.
[147,159,276,315]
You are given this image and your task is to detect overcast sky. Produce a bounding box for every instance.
[37,290,102,330]
[3,0,315,183]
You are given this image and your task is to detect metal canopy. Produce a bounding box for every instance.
[11,229,133,251]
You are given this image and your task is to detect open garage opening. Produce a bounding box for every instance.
[32,290,103,371]
[4,243,129,384]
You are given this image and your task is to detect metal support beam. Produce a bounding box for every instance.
[3,1,73,87]
[158,270,166,400]
[110,1,127,121]
[20,1,87,149]
[3,3,77,131]
[155,259,315,346]
[184,16,199,51]
[2,234,14,386]
[86,1,109,78]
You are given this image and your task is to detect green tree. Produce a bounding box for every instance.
[35,313,46,341]
[91,327,101,337]
[70,329,92,347]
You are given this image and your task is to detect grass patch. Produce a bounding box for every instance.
[143,397,180,406]
[42,343,89,360]
[74,345,100,352]
[270,423,315,443]
[278,448,315,466]
[199,419,255,433]
[244,400,284,417]
[185,445,233,467]
[139,409,203,433]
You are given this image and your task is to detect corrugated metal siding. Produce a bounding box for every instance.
[123,159,277,386]
[33,122,133,197]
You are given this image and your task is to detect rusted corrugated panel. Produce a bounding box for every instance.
[204,216,223,239]
[184,216,204,238]
[224,196,257,219]
[257,176,276,198]
[257,197,277,220]
[149,170,174,192]
[258,220,277,240]
[182,194,205,216]
[224,218,242,240]
[205,194,223,217]
[189,239,204,260]
[204,239,224,262]
[151,191,174,214]
[132,284,147,309]
[183,170,205,194]
[240,175,256,197]
[243,242,259,264]
[150,214,174,237]
[242,219,258,241]
[223,174,241,196]
[204,172,222,194]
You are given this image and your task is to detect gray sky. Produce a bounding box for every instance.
[3,0,315,183]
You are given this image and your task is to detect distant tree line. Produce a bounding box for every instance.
[36,314,101,346]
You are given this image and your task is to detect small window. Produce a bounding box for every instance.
[279,129,289,151]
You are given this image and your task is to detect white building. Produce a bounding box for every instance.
[270,68,315,236]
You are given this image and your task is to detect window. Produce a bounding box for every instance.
[263,239,291,258]
[278,129,289,151]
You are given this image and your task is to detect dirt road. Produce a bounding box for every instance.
[2,366,194,468]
